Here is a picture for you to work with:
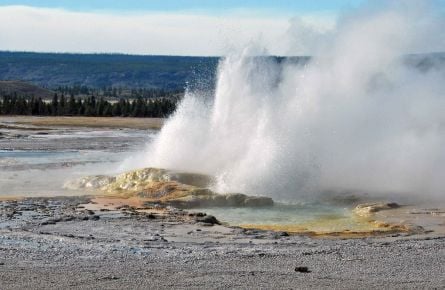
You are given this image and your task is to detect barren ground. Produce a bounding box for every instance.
[0,196,444,289]
[0,116,164,130]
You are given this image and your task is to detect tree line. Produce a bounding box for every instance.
[0,94,177,118]
[54,85,182,99]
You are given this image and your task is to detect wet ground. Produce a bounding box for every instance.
[0,117,155,196]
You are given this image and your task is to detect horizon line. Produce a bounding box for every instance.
[1,50,444,59]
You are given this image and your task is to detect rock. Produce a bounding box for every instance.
[108,168,213,192]
[41,219,57,225]
[91,215,100,221]
[295,266,311,273]
[63,175,116,190]
[225,193,247,207]
[196,215,220,225]
[167,171,214,188]
[61,216,75,222]
[199,222,215,227]
[244,196,274,207]
[65,167,274,209]
[353,202,400,217]
[188,212,206,217]
[98,276,120,280]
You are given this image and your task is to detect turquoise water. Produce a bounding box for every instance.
[195,202,351,226]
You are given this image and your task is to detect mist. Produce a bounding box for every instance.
[132,1,445,201]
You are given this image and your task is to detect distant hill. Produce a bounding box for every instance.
[0,52,219,90]
[0,51,443,92]
[0,80,54,98]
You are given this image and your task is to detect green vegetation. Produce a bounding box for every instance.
[0,80,181,118]
[0,94,177,118]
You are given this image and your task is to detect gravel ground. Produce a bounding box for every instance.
[0,196,444,289]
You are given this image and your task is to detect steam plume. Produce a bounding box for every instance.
[136,1,445,201]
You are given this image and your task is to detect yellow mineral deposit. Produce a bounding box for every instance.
[64,167,274,208]
[241,216,420,238]
[65,168,422,237]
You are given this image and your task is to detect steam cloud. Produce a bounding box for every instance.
[135,1,445,201]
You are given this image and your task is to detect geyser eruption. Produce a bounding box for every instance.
[138,1,445,201]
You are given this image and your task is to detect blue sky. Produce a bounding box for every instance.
[0,1,349,55]
[0,1,443,56]
[0,0,365,13]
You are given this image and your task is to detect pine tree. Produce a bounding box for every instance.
[112,100,122,116]
[68,94,76,115]
[51,94,59,116]
[59,94,66,115]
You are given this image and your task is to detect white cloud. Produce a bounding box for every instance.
[0,5,335,56]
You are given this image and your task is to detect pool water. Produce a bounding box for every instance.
[196,202,375,234]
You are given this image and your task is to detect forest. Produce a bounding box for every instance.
[0,93,177,118]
